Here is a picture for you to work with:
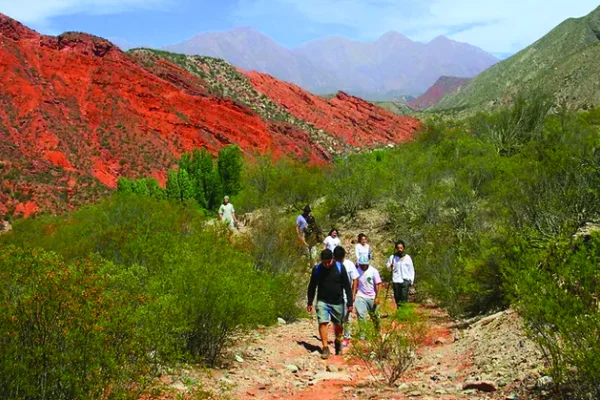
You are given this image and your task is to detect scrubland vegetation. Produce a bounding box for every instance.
[2,96,599,398]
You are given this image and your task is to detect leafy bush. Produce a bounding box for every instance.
[324,154,386,218]
[1,196,303,368]
[234,155,326,213]
[351,306,424,386]
[0,246,149,400]
[504,233,600,399]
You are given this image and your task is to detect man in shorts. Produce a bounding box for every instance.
[307,249,354,359]
[333,246,358,348]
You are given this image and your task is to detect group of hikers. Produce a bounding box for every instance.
[218,199,415,359]
[298,206,415,359]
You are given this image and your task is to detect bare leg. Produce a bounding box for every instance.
[319,323,329,349]
[333,324,343,341]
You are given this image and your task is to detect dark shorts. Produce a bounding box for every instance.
[316,301,344,325]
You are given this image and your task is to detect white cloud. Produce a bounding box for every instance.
[234,0,600,53]
[0,0,174,25]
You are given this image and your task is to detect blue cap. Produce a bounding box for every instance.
[358,255,370,265]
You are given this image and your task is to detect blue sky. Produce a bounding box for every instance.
[0,0,598,55]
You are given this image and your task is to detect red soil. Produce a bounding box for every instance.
[245,72,421,149]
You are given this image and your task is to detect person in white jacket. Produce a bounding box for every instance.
[386,240,415,307]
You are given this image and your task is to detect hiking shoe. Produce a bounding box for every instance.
[342,338,350,348]
[321,347,331,359]
[334,340,342,355]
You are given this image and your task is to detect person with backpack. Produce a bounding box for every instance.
[323,228,341,252]
[355,255,382,337]
[333,246,358,348]
[296,205,312,246]
[307,249,354,359]
[386,240,415,307]
[355,233,371,263]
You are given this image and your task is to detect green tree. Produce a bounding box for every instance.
[117,177,133,194]
[166,169,180,200]
[217,145,243,196]
[178,169,194,201]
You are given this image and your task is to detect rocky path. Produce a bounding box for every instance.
[149,295,549,400]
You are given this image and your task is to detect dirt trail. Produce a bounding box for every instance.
[148,209,547,399]
[149,293,546,400]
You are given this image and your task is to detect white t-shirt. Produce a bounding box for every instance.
[386,254,415,284]
[323,236,341,252]
[219,203,235,225]
[355,243,370,262]
[357,266,382,299]
[342,259,359,303]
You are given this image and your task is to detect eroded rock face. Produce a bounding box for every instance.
[408,76,471,110]
[0,13,421,216]
[245,72,421,151]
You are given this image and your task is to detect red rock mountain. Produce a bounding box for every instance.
[0,15,420,217]
[408,76,471,110]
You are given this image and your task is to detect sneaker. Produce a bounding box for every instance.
[342,338,350,348]
[321,347,330,359]
[334,340,342,355]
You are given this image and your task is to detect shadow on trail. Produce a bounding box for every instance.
[297,340,321,353]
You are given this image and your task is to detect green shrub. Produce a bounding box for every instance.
[0,246,149,400]
[351,305,424,386]
[1,196,303,367]
[504,233,600,399]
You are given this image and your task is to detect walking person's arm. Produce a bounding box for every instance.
[307,268,318,312]
[231,205,238,224]
[218,205,224,221]
[386,255,393,271]
[373,270,383,306]
[406,255,415,285]
[341,266,354,311]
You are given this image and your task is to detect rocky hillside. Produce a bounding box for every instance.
[408,76,470,110]
[165,30,498,99]
[433,5,600,112]
[0,15,420,217]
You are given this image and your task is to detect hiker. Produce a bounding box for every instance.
[296,205,312,246]
[355,233,371,262]
[333,246,359,348]
[218,196,237,229]
[307,249,354,359]
[355,255,382,336]
[386,240,415,306]
[323,228,341,252]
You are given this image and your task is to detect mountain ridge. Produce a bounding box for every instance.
[165,29,498,99]
[432,6,600,112]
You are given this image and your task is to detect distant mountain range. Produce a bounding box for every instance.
[433,5,600,112]
[164,29,498,100]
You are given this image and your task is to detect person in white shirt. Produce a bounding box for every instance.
[355,233,371,263]
[334,246,358,347]
[323,228,341,252]
[386,240,415,307]
[355,255,382,337]
[218,196,237,229]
